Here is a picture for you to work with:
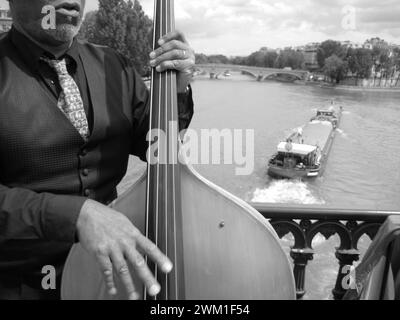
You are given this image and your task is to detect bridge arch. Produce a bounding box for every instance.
[240,70,259,79]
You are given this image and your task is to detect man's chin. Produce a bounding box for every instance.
[44,24,80,43]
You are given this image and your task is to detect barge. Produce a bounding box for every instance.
[268,106,343,179]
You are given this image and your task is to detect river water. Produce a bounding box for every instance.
[189,73,400,210]
[119,72,400,299]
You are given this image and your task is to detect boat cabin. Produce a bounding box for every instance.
[316,110,334,117]
[271,142,318,169]
[312,110,339,128]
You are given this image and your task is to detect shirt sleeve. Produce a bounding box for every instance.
[0,183,86,244]
[129,69,194,162]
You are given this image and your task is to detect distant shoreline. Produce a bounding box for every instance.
[303,81,400,93]
[190,75,400,93]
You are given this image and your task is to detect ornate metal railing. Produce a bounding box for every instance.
[251,203,400,300]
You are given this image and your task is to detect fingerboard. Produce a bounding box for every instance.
[145,0,185,301]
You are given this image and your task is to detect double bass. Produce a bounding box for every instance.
[61,0,295,300]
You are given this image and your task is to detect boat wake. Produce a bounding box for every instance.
[336,128,349,139]
[251,180,325,205]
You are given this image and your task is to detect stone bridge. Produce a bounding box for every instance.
[194,63,309,81]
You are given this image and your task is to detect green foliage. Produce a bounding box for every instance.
[78,11,97,41]
[247,50,278,68]
[317,40,347,68]
[196,39,399,84]
[93,0,129,54]
[195,53,209,64]
[125,0,153,76]
[347,48,373,80]
[323,54,348,83]
[196,48,303,70]
[79,0,153,76]
[274,49,304,70]
[207,55,230,64]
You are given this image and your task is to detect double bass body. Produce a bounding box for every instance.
[62,164,296,300]
[61,0,296,300]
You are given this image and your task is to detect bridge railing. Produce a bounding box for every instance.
[250,203,400,300]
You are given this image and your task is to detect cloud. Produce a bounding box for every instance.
[139,0,400,55]
[2,0,400,55]
[0,0,8,9]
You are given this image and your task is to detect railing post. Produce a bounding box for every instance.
[332,249,360,300]
[290,248,314,299]
[251,204,398,300]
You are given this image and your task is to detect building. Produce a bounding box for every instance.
[341,40,363,50]
[303,43,320,71]
[363,37,388,50]
[0,6,12,33]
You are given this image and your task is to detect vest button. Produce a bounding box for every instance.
[80,149,88,156]
[84,189,91,197]
[82,169,89,176]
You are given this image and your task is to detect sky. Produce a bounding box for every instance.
[1,0,400,56]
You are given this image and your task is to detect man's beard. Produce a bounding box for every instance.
[43,13,82,42]
[15,13,82,45]
[44,23,81,42]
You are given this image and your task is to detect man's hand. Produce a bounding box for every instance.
[76,199,173,300]
[149,30,195,93]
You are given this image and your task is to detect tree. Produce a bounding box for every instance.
[233,48,277,68]
[346,48,373,84]
[92,0,129,55]
[195,53,209,64]
[247,51,266,67]
[392,47,400,86]
[78,11,97,41]
[78,0,153,76]
[230,56,247,65]
[317,40,347,69]
[207,55,229,64]
[323,54,348,83]
[274,49,304,70]
[124,0,153,76]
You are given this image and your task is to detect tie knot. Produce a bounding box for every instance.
[42,57,69,76]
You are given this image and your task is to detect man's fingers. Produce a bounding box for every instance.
[150,40,187,60]
[155,59,194,73]
[125,248,161,297]
[110,251,139,300]
[96,253,117,296]
[159,30,188,46]
[150,49,190,68]
[135,233,173,274]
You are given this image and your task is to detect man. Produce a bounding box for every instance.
[0,0,195,300]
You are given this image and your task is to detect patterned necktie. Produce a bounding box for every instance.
[42,57,90,141]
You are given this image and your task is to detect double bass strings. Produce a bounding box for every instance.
[164,0,168,299]
[146,0,181,301]
[169,0,179,301]
[154,0,162,300]
[144,0,157,301]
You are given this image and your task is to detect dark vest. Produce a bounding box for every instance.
[0,32,146,274]
[0,33,137,204]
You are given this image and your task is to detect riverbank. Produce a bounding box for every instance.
[326,85,400,93]
[303,81,400,93]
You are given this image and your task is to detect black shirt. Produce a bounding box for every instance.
[0,26,194,295]
[10,27,94,131]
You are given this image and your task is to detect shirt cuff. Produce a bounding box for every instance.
[44,194,87,243]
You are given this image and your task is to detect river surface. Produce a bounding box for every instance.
[119,72,400,299]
